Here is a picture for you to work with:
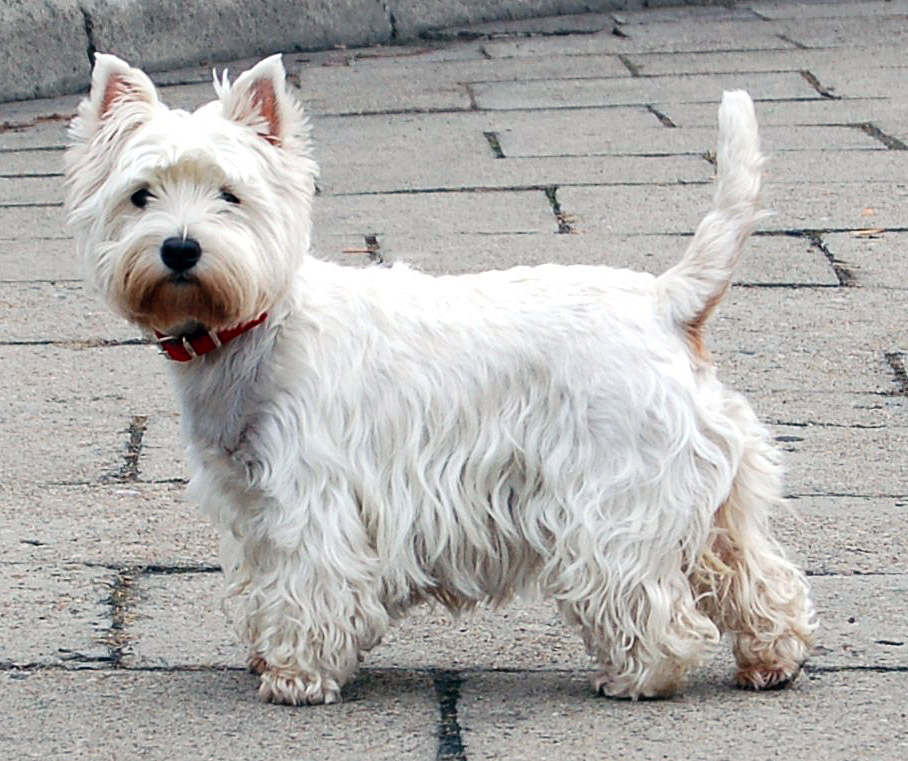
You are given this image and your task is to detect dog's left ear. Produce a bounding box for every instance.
[217,54,299,147]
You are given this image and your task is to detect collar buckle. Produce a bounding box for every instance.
[181,335,199,360]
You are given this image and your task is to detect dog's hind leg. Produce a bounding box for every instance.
[553,547,720,699]
[693,397,815,690]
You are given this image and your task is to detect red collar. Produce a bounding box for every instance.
[154,313,268,362]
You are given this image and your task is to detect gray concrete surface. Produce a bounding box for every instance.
[2,1,908,759]
[0,0,690,102]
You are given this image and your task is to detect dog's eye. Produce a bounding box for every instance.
[220,189,241,205]
[130,188,153,208]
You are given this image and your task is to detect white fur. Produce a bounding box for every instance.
[66,55,815,705]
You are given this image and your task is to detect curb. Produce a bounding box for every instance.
[1,0,704,103]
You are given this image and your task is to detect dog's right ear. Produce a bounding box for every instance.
[91,54,159,120]
[70,53,159,142]
[66,54,161,217]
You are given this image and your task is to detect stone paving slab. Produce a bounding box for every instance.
[653,97,908,128]
[0,563,113,667]
[123,571,237,669]
[560,182,712,234]
[777,425,908,496]
[438,153,710,191]
[0,344,172,485]
[0,238,80,282]
[773,13,908,50]
[0,205,67,240]
[752,0,908,21]
[298,49,634,89]
[775,496,908,576]
[807,64,908,101]
[814,574,908,667]
[564,180,908,234]
[1,145,714,203]
[0,92,82,124]
[6,482,901,579]
[0,281,138,343]
[110,292,908,490]
[0,176,62,206]
[458,670,908,761]
[123,578,591,672]
[876,116,908,144]
[748,390,908,429]
[0,407,125,487]
[715,348,894,397]
[315,110,716,193]
[265,127,713,195]
[825,232,908,289]
[104,381,908,499]
[0,669,437,761]
[0,483,215,567]
[497,122,881,157]
[612,3,760,25]
[131,367,908,495]
[0,148,65,177]
[430,10,617,38]
[624,46,908,77]
[480,106,674,156]
[314,189,557,235]
[137,414,186,483]
[8,291,902,496]
[0,121,72,152]
[362,231,837,285]
[482,20,795,58]
[765,151,908,184]
[713,287,906,350]
[471,71,818,111]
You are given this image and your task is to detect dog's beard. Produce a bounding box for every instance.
[114,244,261,332]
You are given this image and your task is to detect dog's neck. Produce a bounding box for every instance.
[164,261,334,456]
[168,301,292,453]
[155,314,269,362]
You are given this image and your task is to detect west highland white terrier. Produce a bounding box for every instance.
[66,53,815,705]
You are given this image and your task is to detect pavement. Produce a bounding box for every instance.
[0,0,681,102]
[1,1,908,759]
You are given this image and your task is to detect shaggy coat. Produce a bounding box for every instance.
[66,54,815,705]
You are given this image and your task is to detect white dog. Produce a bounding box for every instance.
[66,53,815,705]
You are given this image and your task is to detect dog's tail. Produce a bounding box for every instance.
[656,90,766,358]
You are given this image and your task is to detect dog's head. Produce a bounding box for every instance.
[65,54,318,334]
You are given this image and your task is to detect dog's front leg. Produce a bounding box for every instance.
[234,536,390,705]
[219,450,391,706]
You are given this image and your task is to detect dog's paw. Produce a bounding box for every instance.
[246,653,267,675]
[592,671,679,701]
[258,668,341,706]
[736,663,802,691]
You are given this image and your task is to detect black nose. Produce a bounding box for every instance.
[160,237,202,273]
